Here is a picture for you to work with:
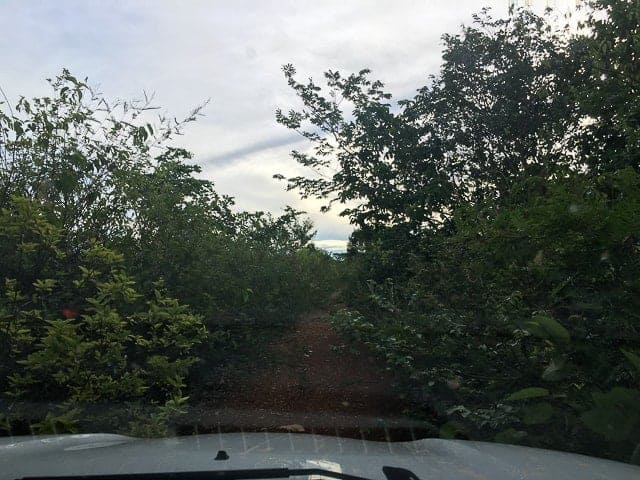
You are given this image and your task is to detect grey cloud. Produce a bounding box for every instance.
[202,133,305,166]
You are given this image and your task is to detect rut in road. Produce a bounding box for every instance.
[190,308,428,440]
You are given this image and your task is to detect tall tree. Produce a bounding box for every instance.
[276,8,577,250]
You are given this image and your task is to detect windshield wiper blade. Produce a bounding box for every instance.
[18,466,419,480]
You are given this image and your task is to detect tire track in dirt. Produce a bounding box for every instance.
[187,309,428,439]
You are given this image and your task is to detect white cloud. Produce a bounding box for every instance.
[312,239,349,254]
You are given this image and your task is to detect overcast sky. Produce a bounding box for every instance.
[1,0,566,252]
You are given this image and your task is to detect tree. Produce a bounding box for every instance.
[276,9,578,249]
[574,0,640,172]
[280,2,640,464]
[0,69,206,251]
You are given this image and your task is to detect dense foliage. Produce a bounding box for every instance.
[278,1,640,464]
[0,71,338,435]
[2,0,639,465]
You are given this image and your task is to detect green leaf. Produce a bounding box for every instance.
[32,408,80,435]
[622,349,640,373]
[522,402,554,425]
[522,320,548,339]
[542,357,568,382]
[33,278,57,292]
[526,314,570,343]
[507,387,549,401]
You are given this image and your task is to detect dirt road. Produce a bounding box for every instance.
[187,309,427,440]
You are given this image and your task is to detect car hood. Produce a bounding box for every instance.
[1,433,638,480]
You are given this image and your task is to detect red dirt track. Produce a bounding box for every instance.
[186,309,428,440]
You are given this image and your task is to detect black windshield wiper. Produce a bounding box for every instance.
[18,466,419,480]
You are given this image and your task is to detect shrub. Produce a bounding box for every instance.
[335,170,640,463]
[0,197,207,436]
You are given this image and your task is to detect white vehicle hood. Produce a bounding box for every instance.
[1,433,638,480]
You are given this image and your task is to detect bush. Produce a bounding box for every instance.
[0,197,207,436]
[335,170,640,463]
